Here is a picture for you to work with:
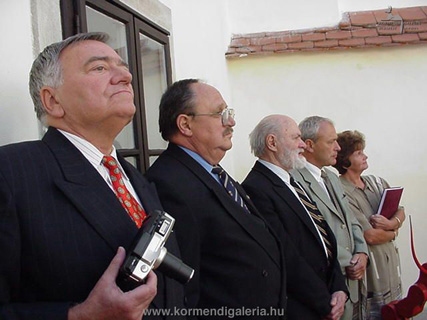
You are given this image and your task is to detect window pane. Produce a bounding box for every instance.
[149,156,159,167]
[124,156,137,168]
[139,33,168,150]
[86,6,135,149]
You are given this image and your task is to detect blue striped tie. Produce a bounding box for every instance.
[212,166,250,214]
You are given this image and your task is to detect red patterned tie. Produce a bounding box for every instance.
[102,155,146,228]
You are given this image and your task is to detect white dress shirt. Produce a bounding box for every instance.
[305,161,331,200]
[58,129,143,207]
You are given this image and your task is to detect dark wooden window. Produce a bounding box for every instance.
[61,0,172,172]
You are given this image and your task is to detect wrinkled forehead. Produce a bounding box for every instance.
[60,40,123,67]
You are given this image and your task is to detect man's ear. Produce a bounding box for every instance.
[304,139,315,152]
[176,114,193,137]
[39,86,65,118]
[266,134,278,152]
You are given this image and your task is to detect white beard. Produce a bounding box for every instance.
[278,148,306,170]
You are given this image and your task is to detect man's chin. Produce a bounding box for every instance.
[222,140,233,151]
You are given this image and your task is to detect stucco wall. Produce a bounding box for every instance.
[0,1,40,145]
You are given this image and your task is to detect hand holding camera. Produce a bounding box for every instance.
[120,210,194,285]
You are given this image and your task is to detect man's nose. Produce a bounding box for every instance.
[227,116,236,127]
[112,65,133,84]
[335,141,341,151]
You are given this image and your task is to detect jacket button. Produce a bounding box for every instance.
[341,224,346,229]
[262,270,269,277]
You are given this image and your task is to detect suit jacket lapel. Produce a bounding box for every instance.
[253,162,324,249]
[119,155,160,214]
[167,144,281,268]
[299,167,345,222]
[43,128,139,252]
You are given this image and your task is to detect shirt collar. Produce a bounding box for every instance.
[305,161,323,182]
[258,159,291,185]
[58,129,130,181]
[179,145,215,173]
[361,176,375,192]
[340,176,356,191]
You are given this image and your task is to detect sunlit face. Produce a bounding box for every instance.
[311,122,341,168]
[277,119,307,171]
[347,148,369,173]
[53,40,135,131]
[188,83,235,165]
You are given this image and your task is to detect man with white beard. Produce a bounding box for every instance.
[243,115,348,320]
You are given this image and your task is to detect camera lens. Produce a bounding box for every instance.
[156,248,194,284]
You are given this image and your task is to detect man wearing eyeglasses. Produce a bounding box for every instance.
[146,79,340,318]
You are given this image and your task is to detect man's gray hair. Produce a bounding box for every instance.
[249,115,283,158]
[299,116,334,141]
[29,32,109,122]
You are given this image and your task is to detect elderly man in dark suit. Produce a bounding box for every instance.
[0,32,185,320]
[242,115,347,320]
[146,79,342,319]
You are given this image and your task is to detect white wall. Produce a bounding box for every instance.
[339,0,427,15]
[227,0,427,34]
[0,0,63,146]
[0,1,39,145]
[228,0,340,33]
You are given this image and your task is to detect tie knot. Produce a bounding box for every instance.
[102,156,119,172]
[321,170,328,180]
[289,176,298,187]
[211,166,224,175]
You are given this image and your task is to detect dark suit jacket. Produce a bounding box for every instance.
[0,127,185,320]
[243,161,348,319]
[145,143,334,319]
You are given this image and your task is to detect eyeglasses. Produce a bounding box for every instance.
[188,108,235,126]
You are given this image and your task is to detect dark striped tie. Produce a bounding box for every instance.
[290,177,333,262]
[212,166,250,214]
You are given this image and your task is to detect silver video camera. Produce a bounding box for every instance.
[120,210,194,285]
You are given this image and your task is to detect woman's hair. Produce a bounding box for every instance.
[334,130,365,174]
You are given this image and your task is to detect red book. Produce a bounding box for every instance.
[377,187,404,219]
